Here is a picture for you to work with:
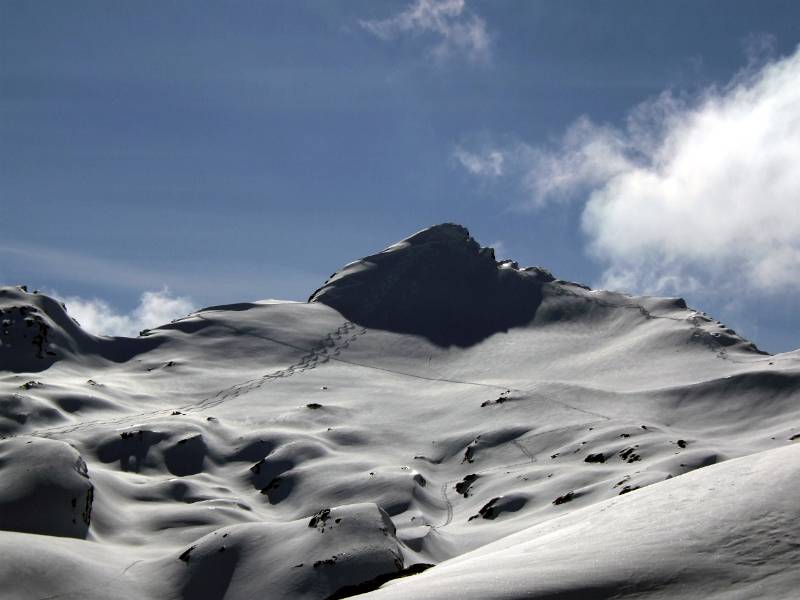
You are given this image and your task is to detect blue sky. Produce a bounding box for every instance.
[2,1,799,352]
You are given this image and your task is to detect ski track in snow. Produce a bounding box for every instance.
[34,560,143,600]
[3,306,613,537]
[1,300,614,534]
[9,314,610,443]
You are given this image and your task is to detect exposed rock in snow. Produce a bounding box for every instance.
[309,223,555,347]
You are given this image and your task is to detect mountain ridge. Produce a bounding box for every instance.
[308,223,763,353]
[0,224,797,600]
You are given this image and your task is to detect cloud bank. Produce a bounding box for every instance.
[456,45,800,300]
[360,0,490,64]
[60,288,194,337]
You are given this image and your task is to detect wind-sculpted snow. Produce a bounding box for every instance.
[360,444,800,600]
[0,224,797,599]
[0,436,94,538]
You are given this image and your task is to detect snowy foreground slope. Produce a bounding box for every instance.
[1,223,798,600]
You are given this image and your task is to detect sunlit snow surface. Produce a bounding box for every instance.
[1,225,798,599]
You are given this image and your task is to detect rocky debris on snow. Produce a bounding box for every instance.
[469,495,527,521]
[455,474,479,497]
[553,491,576,505]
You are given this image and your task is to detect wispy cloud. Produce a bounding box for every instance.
[360,0,491,64]
[56,288,195,337]
[455,45,800,302]
[453,145,505,176]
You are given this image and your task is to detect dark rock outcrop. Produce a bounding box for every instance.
[309,224,554,347]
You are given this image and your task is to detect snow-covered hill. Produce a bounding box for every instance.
[1,224,798,599]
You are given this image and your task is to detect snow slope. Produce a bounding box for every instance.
[0,224,798,599]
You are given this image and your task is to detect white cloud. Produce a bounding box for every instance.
[456,45,800,300]
[360,0,490,64]
[521,116,641,206]
[59,288,195,337]
[453,145,505,176]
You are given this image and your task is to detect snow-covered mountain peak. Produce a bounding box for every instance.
[308,224,555,347]
[0,286,95,372]
[390,222,474,247]
[0,286,158,372]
